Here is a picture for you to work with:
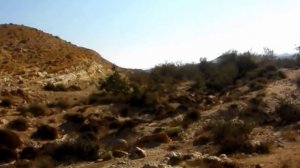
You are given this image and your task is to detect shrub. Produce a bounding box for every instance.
[20,146,38,160]
[0,147,18,163]
[43,82,81,92]
[182,110,201,128]
[87,91,128,105]
[33,156,54,168]
[7,117,29,131]
[52,139,99,162]
[99,70,129,95]
[207,120,254,154]
[68,84,81,91]
[0,129,22,149]
[48,100,70,109]
[295,76,300,89]
[43,82,67,91]
[254,142,271,154]
[0,97,12,107]
[63,113,85,125]
[18,103,48,117]
[77,132,98,142]
[275,101,300,125]
[159,127,183,138]
[27,103,48,116]
[31,125,58,141]
[80,122,99,134]
[248,80,265,91]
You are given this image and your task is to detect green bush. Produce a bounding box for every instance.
[99,70,129,95]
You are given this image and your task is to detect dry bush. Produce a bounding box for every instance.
[20,146,38,160]
[63,113,85,125]
[206,120,254,154]
[182,110,201,128]
[275,100,300,125]
[295,76,300,89]
[52,138,99,162]
[248,80,266,91]
[80,122,100,134]
[0,97,12,107]
[43,82,81,92]
[48,99,70,109]
[68,84,81,91]
[33,156,55,168]
[0,147,18,163]
[7,117,29,131]
[31,125,58,141]
[0,129,22,149]
[18,103,48,116]
[87,92,128,105]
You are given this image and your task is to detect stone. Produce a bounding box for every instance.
[129,147,146,159]
[100,151,113,161]
[143,163,159,168]
[219,154,228,159]
[136,133,172,147]
[205,156,222,162]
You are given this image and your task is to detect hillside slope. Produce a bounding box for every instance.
[0,24,112,86]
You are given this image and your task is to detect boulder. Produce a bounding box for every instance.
[129,147,146,159]
[136,133,172,148]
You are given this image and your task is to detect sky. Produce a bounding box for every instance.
[0,0,300,69]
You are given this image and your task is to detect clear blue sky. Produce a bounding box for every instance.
[1,0,300,69]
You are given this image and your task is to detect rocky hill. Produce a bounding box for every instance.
[0,24,112,87]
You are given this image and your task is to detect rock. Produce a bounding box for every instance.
[111,139,128,151]
[166,152,183,166]
[143,163,159,168]
[205,156,222,162]
[143,163,167,168]
[136,133,172,147]
[112,150,128,158]
[219,154,228,160]
[100,151,113,161]
[129,147,146,159]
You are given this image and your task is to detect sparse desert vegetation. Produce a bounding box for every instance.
[0,24,300,168]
